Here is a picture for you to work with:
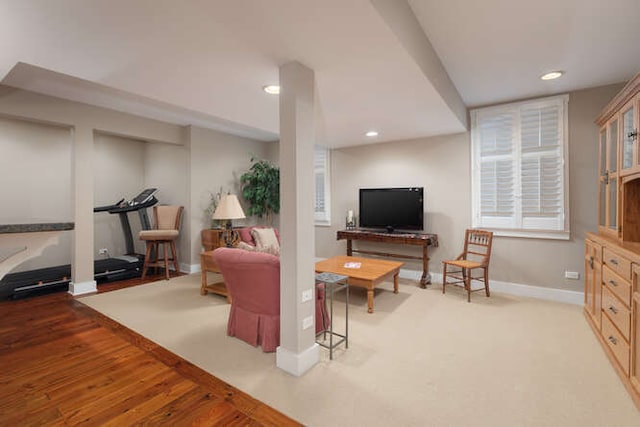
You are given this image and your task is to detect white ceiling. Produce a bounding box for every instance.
[1,0,639,148]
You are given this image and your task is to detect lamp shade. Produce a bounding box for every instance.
[212,194,246,220]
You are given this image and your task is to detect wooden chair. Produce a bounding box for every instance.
[139,205,183,280]
[442,229,493,302]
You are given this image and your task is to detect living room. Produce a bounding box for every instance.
[2,1,640,425]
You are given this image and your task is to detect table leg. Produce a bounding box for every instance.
[201,270,208,295]
[420,244,429,288]
[367,285,374,313]
[393,272,399,294]
[346,239,353,256]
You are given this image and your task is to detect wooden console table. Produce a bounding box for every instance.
[336,229,438,288]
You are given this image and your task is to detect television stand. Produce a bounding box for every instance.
[336,229,438,288]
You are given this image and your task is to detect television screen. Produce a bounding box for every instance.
[359,187,424,232]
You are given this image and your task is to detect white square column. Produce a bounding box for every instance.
[276,62,319,375]
[69,125,97,296]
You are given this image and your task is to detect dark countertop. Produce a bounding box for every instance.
[0,222,75,234]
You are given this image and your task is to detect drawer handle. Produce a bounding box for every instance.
[589,256,594,269]
[608,336,618,345]
[608,279,618,287]
[609,259,619,265]
[608,306,618,315]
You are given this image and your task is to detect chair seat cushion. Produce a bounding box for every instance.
[139,229,179,240]
[444,259,483,269]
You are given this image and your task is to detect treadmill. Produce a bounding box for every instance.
[0,188,158,300]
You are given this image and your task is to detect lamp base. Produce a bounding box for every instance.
[223,220,238,247]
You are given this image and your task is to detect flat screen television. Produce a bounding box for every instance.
[359,187,424,233]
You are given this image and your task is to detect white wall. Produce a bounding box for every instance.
[94,133,146,257]
[0,117,72,271]
[0,87,277,278]
[144,140,190,263]
[188,126,275,267]
[316,83,624,292]
[0,86,186,281]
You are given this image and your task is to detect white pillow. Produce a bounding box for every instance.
[251,227,280,251]
[237,240,279,256]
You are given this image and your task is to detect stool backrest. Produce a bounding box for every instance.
[154,205,183,230]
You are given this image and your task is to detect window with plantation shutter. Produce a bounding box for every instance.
[471,95,569,239]
[314,145,331,225]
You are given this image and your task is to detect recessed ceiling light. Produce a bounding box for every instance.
[263,85,280,95]
[365,131,379,137]
[540,71,563,81]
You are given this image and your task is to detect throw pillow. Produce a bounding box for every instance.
[237,241,257,252]
[237,240,280,257]
[251,227,280,251]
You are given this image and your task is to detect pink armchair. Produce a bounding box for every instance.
[212,247,329,352]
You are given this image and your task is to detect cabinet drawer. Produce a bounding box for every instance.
[601,314,630,376]
[603,248,631,280]
[602,285,631,340]
[602,266,632,307]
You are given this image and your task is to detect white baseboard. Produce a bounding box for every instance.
[276,343,320,376]
[401,268,583,306]
[181,263,200,274]
[68,280,97,296]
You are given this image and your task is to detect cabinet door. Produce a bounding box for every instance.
[599,129,607,228]
[609,177,618,234]
[585,241,595,315]
[585,239,603,327]
[599,118,620,238]
[606,118,618,237]
[631,265,640,394]
[621,99,638,175]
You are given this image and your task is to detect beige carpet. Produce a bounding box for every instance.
[80,274,640,426]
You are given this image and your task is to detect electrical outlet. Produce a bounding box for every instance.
[98,248,108,255]
[564,271,579,280]
[302,316,313,330]
[301,289,312,303]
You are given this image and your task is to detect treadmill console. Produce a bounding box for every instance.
[128,188,158,206]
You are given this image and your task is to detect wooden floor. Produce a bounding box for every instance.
[0,272,301,426]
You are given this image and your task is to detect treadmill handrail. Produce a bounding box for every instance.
[94,199,125,212]
[107,196,158,213]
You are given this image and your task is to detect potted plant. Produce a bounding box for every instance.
[240,157,280,223]
[204,187,224,228]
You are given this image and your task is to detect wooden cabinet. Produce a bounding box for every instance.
[596,73,640,241]
[584,233,639,406]
[587,73,640,409]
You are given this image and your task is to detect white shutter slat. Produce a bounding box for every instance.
[480,160,514,217]
[522,105,560,151]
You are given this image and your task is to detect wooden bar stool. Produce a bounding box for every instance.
[139,205,183,280]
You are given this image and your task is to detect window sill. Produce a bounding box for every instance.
[489,229,570,240]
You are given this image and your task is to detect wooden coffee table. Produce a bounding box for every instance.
[315,256,403,313]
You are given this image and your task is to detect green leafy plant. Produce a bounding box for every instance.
[240,157,280,223]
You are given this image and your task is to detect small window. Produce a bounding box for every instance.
[314,145,331,226]
[471,95,569,239]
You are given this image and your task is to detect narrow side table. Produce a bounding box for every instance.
[315,272,349,360]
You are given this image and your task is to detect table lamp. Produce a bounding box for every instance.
[212,193,246,247]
